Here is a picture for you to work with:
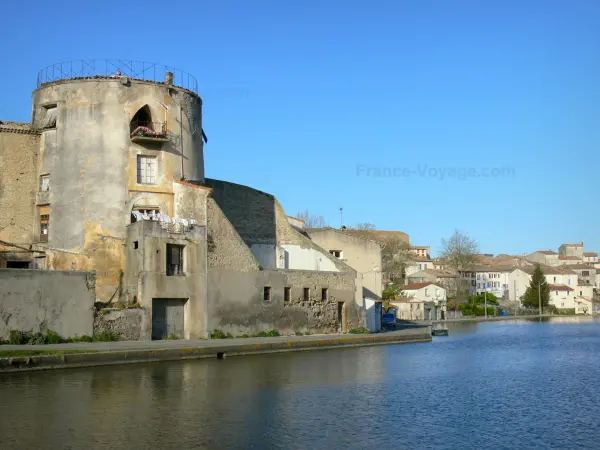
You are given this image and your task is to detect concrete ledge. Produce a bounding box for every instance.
[0,331,431,373]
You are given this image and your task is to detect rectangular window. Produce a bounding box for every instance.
[321,288,328,301]
[137,155,157,185]
[425,288,429,297]
[40,214,49,242]
[166,244,184,276]
[284,287,291,302]
[264,287,272,302]
[329,250,343,259]
[303,288,310,301]
[133,241,139,249]
[40,175,50,192]
[583,271,589,277]
[42,105,57,129]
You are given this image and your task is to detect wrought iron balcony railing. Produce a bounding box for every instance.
[130,120,168,142]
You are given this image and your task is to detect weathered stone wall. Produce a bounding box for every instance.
[203,178,276,246]
[0,269,95,339]
[173,180,210,225]
[207,268,363,336]
[93,308,143,341]
[0,126,40,267]
[30,77,204,302]
[206,197,260,271]
[306,228,383,298]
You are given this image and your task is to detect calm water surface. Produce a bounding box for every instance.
[1,317,600,449]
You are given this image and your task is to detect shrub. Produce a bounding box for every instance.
[93,331,119,342]
[295,331,304,336]
[348,327,370,334]
[239,334,250,338]
[46,330,63,344]
[166,333,180,340]
[211,329,233,339]
[253,330,280,337]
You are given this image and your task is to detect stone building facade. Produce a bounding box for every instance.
[0,62,366,340]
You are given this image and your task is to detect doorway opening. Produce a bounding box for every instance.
[151,298,187,340]
[6,261,31,269]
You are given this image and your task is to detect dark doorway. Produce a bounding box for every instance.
[337,302,344,332]
[6,261,30,269]
[152,298,187,340]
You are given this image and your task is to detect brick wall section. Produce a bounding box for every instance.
[203,178,276,246]
[0,127,40,246]
[206,197,260,271]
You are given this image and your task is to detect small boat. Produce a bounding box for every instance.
[431,326,449,336]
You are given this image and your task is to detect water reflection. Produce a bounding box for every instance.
[1,317,600,449]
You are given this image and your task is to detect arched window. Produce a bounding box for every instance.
[130,105,153,133]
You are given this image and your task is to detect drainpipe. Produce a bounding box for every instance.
[180,105,184,180]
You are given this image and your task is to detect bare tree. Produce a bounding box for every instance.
[296,209,328,228]
[353,222,376,230]
[439,229,479,304]
[381,236,413,286]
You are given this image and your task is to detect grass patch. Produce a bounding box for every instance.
[211,329,233,339]
[348,327,371,334]
[2,329,120,345]
[0,349,97,358]
[92,331,119,342]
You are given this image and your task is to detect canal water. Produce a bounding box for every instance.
[1,317,599,449]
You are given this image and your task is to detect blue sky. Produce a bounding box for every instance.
[1,0,598,256]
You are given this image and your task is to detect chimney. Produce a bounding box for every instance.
[165,72,174,86]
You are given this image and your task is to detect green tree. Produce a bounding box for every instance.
[521,265,550,309]
[382,284,406,300]
[467,292,499,306]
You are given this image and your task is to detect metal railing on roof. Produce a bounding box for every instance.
[37,59,198,94]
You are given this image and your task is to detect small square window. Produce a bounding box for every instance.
[42,105,57,129]
[284,287,291,302]
[40,214,49,242]
[264,287,272,302]
[40,175,50,192]
[137,155,157,185]
[303,288,310,301]
[166,244,184,276]
[321,288,328,301]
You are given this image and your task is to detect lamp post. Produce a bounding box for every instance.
[538,281,542,317]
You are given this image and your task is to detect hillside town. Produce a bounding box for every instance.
[0,62,597,343]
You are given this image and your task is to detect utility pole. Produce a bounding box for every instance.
[538,281,542,317]
[514,280,517,316]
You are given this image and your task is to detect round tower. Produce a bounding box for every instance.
[32,60,205,301]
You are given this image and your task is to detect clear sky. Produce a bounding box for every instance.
[1,0,598,256]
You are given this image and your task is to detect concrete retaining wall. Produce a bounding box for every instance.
[0,269,95,339]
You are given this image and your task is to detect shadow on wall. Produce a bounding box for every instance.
[203,178,276,249]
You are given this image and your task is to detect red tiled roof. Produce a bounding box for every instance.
[559,256,582,260]
[403,282,433,290]
[548,284,574,291]
[584,252,598,257]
